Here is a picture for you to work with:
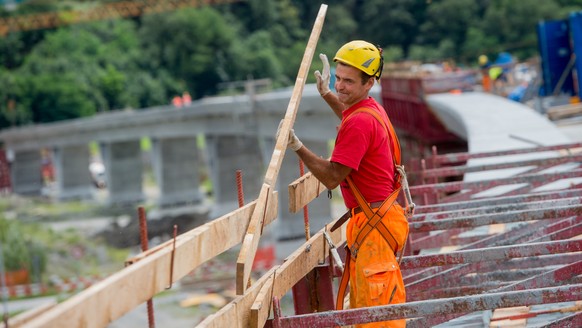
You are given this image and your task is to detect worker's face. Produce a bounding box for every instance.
[334,63,374,108]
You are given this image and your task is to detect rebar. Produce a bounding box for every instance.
[138,206,155,328]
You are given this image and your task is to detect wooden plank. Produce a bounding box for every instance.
[249,220,346,328]
[197,265,280,328]
[250,271,276,327]
[200,217,345,328]
[23,195,278,328]
[288,171,326,213]
[3,301,57,328]
[235,3,328,295]
[125,234,173,265]
[547,103,582,120]
[237,183,272,294]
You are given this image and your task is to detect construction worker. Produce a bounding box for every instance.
[172,95,183,107]
[182,91,192,106]
[278,40,408,327]
[479,54,492,92]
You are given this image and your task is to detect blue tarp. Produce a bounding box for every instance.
[493,52,514,67]
[508,84,527,102]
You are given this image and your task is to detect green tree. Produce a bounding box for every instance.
[139,7,237,98]
[482,0,563,59]
[418,0,479,58]
[357,0,422,53]
[0,69,30,128]
[0,33,26,69]
[462,27,499,64]
[556,0,582,11]
[98,64,127,110]
[229,31,282,82]
[25,73,96,123]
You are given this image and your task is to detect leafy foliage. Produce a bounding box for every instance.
[0,0,581,128]
[0,218,46,273]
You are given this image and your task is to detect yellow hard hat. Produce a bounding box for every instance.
[478,54,488,66]
[334,40,383,80]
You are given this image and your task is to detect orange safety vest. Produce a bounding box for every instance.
[482,74,492,92]
[335,107,409,328]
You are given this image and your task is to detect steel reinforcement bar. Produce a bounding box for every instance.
[269,284,582,327]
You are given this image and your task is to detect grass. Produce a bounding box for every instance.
[0,195,132,291]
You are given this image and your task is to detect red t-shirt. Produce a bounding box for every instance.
[330,97,396,209]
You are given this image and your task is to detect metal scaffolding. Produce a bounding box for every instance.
[268,141,582,327]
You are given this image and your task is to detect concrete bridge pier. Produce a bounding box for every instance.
[52,144,94,201]
[10,149,43,196]
[100,140,144,205]
[151,136,203,208]
[205,135,264,217]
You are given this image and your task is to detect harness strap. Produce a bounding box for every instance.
[336,246,352,311]
[335,107,405,311]
[346,175,401,257]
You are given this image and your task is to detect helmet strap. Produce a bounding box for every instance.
[376,45,384,80]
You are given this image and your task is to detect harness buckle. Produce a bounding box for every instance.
[349,244,359,258]
[396,165,416,219]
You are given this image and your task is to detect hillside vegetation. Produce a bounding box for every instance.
[0,0,580,129]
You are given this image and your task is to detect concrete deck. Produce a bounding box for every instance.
[426,92,577,189]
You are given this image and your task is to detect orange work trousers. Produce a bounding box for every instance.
[345,203,409,328]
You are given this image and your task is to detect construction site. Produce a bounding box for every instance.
[1,2,582,328]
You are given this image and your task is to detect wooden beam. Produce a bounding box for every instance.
[3,301,57,328]
[288,171,326,213]
[237,183,273,295]
[547,103,582,120]
[197,265,280,328]
[236,3,328,294]
[24,195,278,328]
[250,221,346,328]
[250,272,277,327]
[200,218,346,328]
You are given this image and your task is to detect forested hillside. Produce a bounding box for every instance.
[0,0,581,129]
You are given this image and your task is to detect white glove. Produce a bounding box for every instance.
[314,53,331,96]
[276,120,303,151]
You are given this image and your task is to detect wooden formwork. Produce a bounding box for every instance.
[6,4,582,327]
[5,4,330,328]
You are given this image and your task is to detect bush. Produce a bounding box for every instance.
[0,218,47,274]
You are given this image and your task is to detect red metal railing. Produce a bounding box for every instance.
[380,72,475,144]
[276,141,582,327]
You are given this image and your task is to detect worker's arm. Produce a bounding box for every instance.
[321,92,344,119]
[294,146,351,190]
[315,54,344,120]
[277,122,351,189]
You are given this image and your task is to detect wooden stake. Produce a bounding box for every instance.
[235,3,328,294]
[199,216,345,328]
[23,196,278,328]
[249,219,345,328]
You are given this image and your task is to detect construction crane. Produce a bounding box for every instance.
[0,0,242,37]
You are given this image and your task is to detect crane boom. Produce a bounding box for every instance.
[0,0,241,36]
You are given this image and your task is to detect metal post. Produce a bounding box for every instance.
[0,241,9,328]
[236,169,244,208]
[138,206,155,328]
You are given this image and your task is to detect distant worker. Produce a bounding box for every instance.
[489,66,507,95]
[278,40,409,327]
[172,95,183,108]
[479,54,492,92]
[182,91,192,106]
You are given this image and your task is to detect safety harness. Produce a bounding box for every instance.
[334,107,415,311]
